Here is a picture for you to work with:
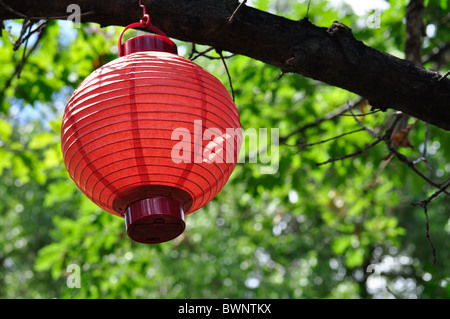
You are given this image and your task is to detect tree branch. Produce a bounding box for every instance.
[1,0,450,130]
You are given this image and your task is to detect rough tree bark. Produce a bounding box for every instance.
[1,0,450,130]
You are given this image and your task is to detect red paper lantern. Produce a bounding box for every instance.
[61,19,242,244]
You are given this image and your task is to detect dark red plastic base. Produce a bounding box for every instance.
[124,197,185,244]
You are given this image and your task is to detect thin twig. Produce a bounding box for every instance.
[385,112,403,138]
[0,23,47,98]
[314,102,386,166]
[306,0,312,19]
[284,128,364,148]
[386,284,402,299]
[413,178,450,207]
[348,102,380,139]
[339,110,380,117]
[13,19,48,51]
[190,46,214,61]
[384,118,450,196]
[197,53,235,60]
[228,0,247,24]
[189,45,234,61]
[422,204,437,265]
[315,110,398,167]
[280,98,366,143]
[412,122,430,168]
[423,122,429,158]
[16,23,31,79]
[437,69,450,81]
[276,71,285,81]
[218,50,235,102]
[383,114,450,195]
[188,43,196,60]
[410,179,449,266]
[316,137,383,166]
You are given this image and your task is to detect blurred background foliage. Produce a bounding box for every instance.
[0,0,449,298]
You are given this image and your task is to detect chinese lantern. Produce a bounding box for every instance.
[61,12,242,244]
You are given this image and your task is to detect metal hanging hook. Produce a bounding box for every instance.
[139,0,150,26]
[139,0,146,14]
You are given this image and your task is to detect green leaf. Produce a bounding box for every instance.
[34,242,65,273]
[345,248,365,269]
[0,118,12,141]
[331,235,355,255]
[0,148,13,175]
[44,180,77,207]
[29,132,57,150]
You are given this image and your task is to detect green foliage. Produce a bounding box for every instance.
[0,0,449,299]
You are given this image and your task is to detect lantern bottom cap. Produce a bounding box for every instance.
[124,197,185,244]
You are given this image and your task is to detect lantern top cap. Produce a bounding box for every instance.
[120,34,178,57]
